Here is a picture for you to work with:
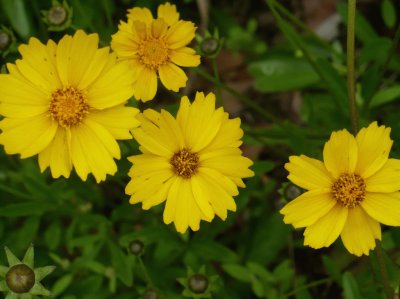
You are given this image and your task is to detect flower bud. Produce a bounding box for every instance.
[143,289,158,299]
[0,31,11,51]
[6,264,35,293]
[42,0,73,31]
[200,37,219,56]
[284,183,302,200]
[129,240,144,256]
[196,29,223,58]
[188,273,209,294]
[48,6,67,26]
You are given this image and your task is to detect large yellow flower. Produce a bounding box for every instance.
[111,2,201,102]
[0,30,140,182]
[281,122,400,256]
[126,92,254,233]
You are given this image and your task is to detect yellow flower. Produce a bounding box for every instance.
[0,30,140,182]
[281,122,400,256]
[126,92,254,233]
[111,2,201,102]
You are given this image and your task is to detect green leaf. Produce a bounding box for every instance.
[0,202,50,217]
[44,221,62,250]
[321,255,341,284]
[370,85,400,108]
[342,272,362,299]
[248,56,319,92]
[190,239,238,263]
[108,241,133,287]
[251,277,265,297]
[0,0,32,39]
[222,264,252,282]
[246,262,275,283]
[51,274,74,297]
[382,0,397,28]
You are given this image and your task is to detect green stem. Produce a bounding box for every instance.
[285,278,333,297]
[375,242,393,299]
[211,57,223,106]
[346,0,358,134]
[266,0,345,113]
[192,67,279,122]
[137,256,154,288]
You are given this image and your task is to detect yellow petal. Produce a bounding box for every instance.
[355,121,392,178]
[197,171,237,220]
[205,115,243,151]
[0,75,48,106]
[361,192,400,226]
[87,106,140,140]
[340,207,381,256]
[18,37,61,89]
[133,67,158,102]
[70,123,117,183]
[364,158,400,192]
[303,203,348,249]
[163,177,181,225]
[0,115,57,158]
[285,155,333,190]
[142,178,174,209]
[132,128,173,157]
[191,175,216,221]
[281,189,336,228]
[151,19,168,38]
[127,7,153,24]
[87,61,134,109]
[38,126,72,179]
[323,129,358,178]
[166,21,196,49]
[198,166,239,195]
[157,2,179,26]
[200,155,254,178]
[158,63,188,92]
[170,47,201,67]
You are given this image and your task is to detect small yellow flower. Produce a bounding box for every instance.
[281,122,400,256]
[111,2,201,102]
[0,30,140,182]
[126,92,254,233]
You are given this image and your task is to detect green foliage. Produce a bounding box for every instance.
[0,0,400,298]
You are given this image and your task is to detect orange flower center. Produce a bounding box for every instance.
[138,38,169,70]
[49,86,90,128]
[170,149,199,179]
[331,173,366,208]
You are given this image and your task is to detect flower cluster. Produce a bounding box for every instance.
[0,3,253,233]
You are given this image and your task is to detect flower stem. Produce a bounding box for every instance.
[375,241,393,299]
[137,256,154,288]
[347,0,358,134]
[211,57,223,106]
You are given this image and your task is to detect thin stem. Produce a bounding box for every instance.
[211,57,223,106]
[346,0,358,134]
[137,256,154,288]
[375,242,393,299]
[192,67,279,122]
[266,0,345,113]
[285,278,333,297]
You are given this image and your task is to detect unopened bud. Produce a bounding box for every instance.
[48,6,67,26]
[6,264,35,293]
[188,273,208,294]
[201,37,219,55]
[143,289,158,299]
[129,240,144,256]
[0,31,11,51]
[284,183,302,200]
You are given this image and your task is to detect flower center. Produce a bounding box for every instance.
[49,86,90,128]
[6,264,35,294]
[170,149,199,179]
[331,173,366,208]
[138,38,169,70]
